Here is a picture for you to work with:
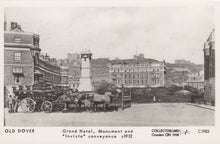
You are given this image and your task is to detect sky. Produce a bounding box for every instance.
[5,7,214,64]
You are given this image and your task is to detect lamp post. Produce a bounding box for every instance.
[182,70,185,90]
[121,83,124,110]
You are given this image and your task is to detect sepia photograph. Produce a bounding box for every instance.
[3,6,215,126]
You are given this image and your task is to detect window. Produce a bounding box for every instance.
[205,49,210,56]
[14,37,22,43]
[34,38,39,47]
[14,75,21,84]
[14,52,21,61]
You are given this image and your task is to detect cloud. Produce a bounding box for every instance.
[5,7,214,64]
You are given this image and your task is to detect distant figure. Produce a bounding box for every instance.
[13,96,19,112]
[153,96,156,103]
[8,95,14,113]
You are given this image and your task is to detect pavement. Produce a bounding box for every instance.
[4,103,214,126]
[186,103,215,111]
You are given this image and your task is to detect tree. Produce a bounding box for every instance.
[95,80,116,94]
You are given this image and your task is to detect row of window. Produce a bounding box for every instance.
[110,68,163,73]
[38,59,61,73]
[111,63,163,68]
[14,37,39,47]
[112,73,162,79]
[116,79,161,85]
[42,71,62,83]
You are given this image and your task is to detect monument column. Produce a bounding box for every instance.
[78,49,93,92]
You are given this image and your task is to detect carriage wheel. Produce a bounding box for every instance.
[17,98,36,113]
[41,101,53,112]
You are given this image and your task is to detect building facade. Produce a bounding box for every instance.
[4,22,69,87]
[186,71,204,91]
[109,60,165,87]
[203,29,215,106]
[34,55,69,86]
[4,22,40,86]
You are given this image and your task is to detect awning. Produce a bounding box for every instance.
[12,68,23,75]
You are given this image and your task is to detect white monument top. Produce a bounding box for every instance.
[81,48,92,54]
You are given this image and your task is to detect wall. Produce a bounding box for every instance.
[4,48,34,86]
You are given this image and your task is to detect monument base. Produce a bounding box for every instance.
[78,78,93,92]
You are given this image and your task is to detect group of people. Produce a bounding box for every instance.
[7,95,19,113]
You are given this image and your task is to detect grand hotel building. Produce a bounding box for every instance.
[4,22,68,87]
[109,59,165,87]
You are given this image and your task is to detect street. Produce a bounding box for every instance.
[4,103,214,126]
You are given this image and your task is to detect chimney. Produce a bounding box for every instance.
[17,25,21,30]
[11,22,17,30]
[44,53,50,62]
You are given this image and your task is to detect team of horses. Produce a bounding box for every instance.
[59,89,117,112]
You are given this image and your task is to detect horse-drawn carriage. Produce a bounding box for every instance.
[12,84,66,113]
[11,83,130,113]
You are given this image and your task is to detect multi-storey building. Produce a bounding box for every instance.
[4,22,40,86]
[34,54,69,86]
[109,59,165,87]
[4,22,69,88]
[186,71,204,91]
[203,29,215,106]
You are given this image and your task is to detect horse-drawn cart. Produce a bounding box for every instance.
[12,85,65,113]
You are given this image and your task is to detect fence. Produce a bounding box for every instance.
[121,85,132,110]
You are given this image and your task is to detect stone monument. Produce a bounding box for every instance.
[78,49,93,92]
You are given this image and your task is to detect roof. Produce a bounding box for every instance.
[171,67,190,72]
[207,29,215,43]
[111,58,159,65]
[5,30,39,37]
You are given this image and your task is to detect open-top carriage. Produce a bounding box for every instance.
[12,84,66,113]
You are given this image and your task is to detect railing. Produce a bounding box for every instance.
[121,85,132,110]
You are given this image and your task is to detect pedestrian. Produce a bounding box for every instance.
[13,96,19,113]
[8,95,14,113]
[153,96,156,103]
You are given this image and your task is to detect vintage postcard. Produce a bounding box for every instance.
[0,0,219,144]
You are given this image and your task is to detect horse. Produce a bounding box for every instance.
[58,89,82,112]
[90,94,111,112]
